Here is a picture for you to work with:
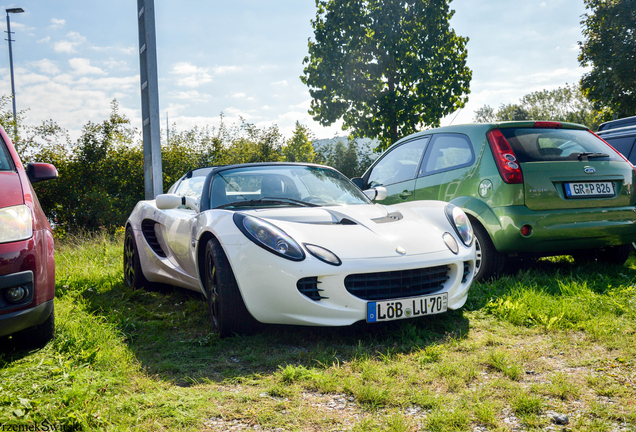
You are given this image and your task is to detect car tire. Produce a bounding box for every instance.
[204,238,258,337]
[123,226,152,290]
[597,244,631,266]
[13,305,55,350]
[472,221,506,282]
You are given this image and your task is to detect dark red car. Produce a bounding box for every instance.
[0,126,57,349]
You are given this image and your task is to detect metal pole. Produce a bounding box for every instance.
[6,13,17,142]
[137,0,163,199]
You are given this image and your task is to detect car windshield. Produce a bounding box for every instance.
[501,128,622,163]
[210,165,371,209]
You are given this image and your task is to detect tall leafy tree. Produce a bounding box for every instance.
[473,84,599,129]
[302,0,471,151]
[578,0,636,120]
[282,121,317,163]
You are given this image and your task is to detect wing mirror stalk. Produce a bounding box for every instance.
[156,194,200,212]
[363,186,387,201]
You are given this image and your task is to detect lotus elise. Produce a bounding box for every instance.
[123,163,475,336]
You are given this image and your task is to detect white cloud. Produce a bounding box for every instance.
[30,59,61,75]
[50,18,66,29]
[69,58,107,76]
[171,90,211,103]
[212,65,242,75]
[171,62,212,88]
[271,80,288,87]
[54,32,86,54]
[37,36,51,43]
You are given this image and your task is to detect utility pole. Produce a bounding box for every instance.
[137,0,162,199]
[5,7,24,143]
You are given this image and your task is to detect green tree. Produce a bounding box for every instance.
[282,121,317,163]
[579,0,636,121]
[302,0,471,151]
[473,84,599,129]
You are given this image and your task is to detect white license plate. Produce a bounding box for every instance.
[564,181,614,198]
[367,293,448,323]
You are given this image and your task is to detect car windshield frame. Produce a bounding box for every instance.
[208,164,372,210]
[0,139,15,172]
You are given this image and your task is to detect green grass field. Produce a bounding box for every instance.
[1,233,635,431]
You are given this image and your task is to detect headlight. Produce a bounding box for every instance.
[0,205,33,244]
[445,204,473,246]
[233,213,305,261]
[304,243,341,266]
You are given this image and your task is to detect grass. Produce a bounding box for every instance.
[1,233,635,430]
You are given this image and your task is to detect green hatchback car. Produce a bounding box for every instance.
[353,121,636,281]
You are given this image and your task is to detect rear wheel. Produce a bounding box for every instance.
[204,238,257,337]
[573,244,631,266]
[597,244,631,265]
[13,305,55,350]
[123,226,151,290]
[472,221,506,282]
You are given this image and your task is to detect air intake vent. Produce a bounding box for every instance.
[296,277,327,301]
[344,265,449,301]
[141,219,166,258]
[462,261,471,283]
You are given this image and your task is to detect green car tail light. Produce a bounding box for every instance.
[487,129,524,184]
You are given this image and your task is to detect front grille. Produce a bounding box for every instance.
[344,265,449,301]
[141,219,166,258]
[297,277,327,301]
[462,261,471,283]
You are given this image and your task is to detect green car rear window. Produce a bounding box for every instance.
[501,128,622,163]
[0,140,14,171]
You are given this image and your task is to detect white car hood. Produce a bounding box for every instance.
[241,204,451,259]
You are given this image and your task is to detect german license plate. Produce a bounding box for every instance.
[367,293,448,323]
[564,181,614,198]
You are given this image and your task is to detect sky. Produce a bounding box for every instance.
[0,0,590,144]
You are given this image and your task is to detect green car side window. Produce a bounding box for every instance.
[418,133,475,177]
[368,137,430,187]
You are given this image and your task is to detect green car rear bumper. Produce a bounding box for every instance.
[488,205,636,254]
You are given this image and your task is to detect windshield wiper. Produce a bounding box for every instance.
[577,152,609,160]
[216,197,320,209]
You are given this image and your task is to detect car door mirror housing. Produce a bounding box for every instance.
[156,194,181,209]
[26,163,58,183]
[156,194,201,212]
[363,186,387,201]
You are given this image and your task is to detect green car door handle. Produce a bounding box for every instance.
[399,190,413,199]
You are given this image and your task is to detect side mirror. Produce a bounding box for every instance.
[363,186,387,201]
[156,194,200,212]
[26,163,58,183]
[351,177,365,189]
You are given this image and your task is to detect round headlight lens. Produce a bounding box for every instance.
[234,213,305,261]
[5,286,27,303]
[445,204,473,246]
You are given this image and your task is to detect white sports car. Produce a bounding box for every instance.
[124,163,476,336]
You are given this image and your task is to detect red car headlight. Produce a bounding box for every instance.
[0,204,33,243]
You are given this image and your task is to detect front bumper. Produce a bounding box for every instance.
[0,298,53,338]
[490,205,636,254]
[224,240,475,326]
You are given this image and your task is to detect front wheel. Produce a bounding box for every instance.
[472,221,506,282]
[204,238,258,337]
[13,305,55,350]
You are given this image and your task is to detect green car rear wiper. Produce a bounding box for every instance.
[577,152,610,160]
[216,197,319,209]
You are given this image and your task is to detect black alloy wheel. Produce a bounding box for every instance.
[123,226,150,289]
[204,238,258,337]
